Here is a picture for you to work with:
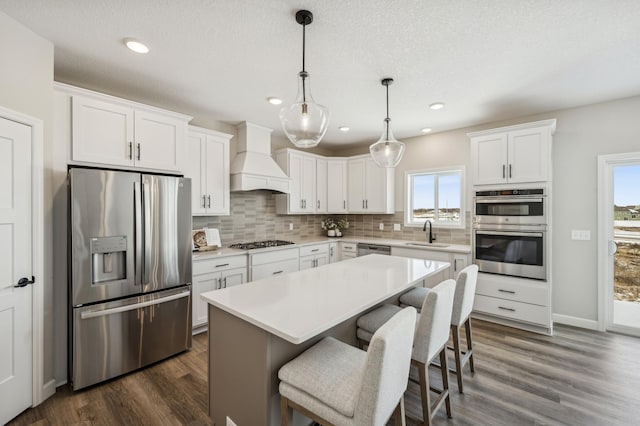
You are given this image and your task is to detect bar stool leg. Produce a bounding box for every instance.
[417,361,432,426]
[281,396,292,426]
[452,324,464,393]
[439,349,452,418]
[393,396,406,426]
[465,318,475,373]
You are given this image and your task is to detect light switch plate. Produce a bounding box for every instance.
[289,223,293,231]
[379,223,384,230]
[571,230,591,240]
[394,223,401,231]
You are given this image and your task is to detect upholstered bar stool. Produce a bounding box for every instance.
[356,279,456,426]
[278,307,417,426]
[399,264,479,393]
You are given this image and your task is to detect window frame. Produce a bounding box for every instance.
[404,166,466,229]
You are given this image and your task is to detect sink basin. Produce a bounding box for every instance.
[405,242,450,248]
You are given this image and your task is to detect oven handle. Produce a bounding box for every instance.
[476,230,544,238]
[475,198,543,204]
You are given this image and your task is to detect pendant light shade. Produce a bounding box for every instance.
[280,10,329,149]
[369,78,405,168]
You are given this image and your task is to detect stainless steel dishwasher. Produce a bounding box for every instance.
[357,243,391,256]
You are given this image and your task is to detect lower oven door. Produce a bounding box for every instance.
[473,228,546,280]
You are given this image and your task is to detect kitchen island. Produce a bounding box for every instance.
[202,254,450,426]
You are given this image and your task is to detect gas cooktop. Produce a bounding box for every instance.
[229,240,295,250]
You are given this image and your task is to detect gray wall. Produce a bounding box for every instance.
[0,10,55,388]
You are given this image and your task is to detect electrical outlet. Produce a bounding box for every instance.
[379,223,384,230]
[571,230,591,240]
[289,223,293,231]
[393,223,401,231]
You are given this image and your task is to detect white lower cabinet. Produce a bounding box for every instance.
[328,242,338,263]
[299,243,330,270]
[339,242,357,261]
[472,272,551,332]
[192,255,248,331]
[250,248,299,281]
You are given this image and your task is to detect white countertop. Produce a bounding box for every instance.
[192,236,470,260]
[201,254,450,344]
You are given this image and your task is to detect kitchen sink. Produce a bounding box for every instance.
[405,242,450,248]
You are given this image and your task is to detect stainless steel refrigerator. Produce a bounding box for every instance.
[69,168,192,390]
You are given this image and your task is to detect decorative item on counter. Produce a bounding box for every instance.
[321,218,337,237]
[192,228,221,251]
[335,218,350,237]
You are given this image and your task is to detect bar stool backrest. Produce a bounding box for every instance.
[413,279,456,364]
[451,265,479,327]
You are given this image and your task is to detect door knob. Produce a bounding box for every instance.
[15,276,35,288]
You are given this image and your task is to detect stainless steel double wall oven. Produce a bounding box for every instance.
[473,188,547,280]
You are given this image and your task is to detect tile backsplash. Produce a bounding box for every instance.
[193,191,470,246]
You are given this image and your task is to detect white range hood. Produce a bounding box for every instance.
[230,122,291,193]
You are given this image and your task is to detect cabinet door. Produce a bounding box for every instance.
[347,158,366,212]
[221,268,246,288]
[507,127,549,183]
[134,110,185,172]
[186,132,207,215]
[328,243,338,263]
[315,254,329,268]
[299,256,316,271]
[205,136,230,215]
[71,95,135,167]
[288,153,304,213]
[364,157,387,212]
[327,160,347,213]
[193,273,220,327]
[316,158,327,213]
[300,155,316,212]
[471,133,508,185]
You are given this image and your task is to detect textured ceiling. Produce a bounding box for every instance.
[2,0,640,148]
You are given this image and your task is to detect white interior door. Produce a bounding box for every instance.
[0,117,33,424]
[598,153,640,336]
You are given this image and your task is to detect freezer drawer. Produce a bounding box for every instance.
[72,286,192,390]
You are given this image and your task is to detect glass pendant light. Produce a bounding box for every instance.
[369,78,405,168]
[280,10,330,148]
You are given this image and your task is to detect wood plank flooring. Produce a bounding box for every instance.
[9,320,640,426]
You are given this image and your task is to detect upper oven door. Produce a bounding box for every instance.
[474,196,545,225]
[473,227,546,280]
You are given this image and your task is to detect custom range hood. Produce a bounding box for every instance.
[230,122,291,193]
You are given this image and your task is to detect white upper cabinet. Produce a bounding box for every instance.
[469,119,556,186]
[347,156,394,213]
[316,158,328,214]
[275,149,317,214]
[63,85,191,173]
[186,126,232,216]
[327,159,348,213]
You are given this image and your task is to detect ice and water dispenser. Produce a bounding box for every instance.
[90,236,127,284]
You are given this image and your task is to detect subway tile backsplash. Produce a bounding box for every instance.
[193,191,471,246]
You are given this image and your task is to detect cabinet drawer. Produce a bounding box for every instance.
[193,255,247,275]
[299,243,328,257]
[473,294,549,326]
[251,258,299,281]
[251,248,299,266]
[476,273,548,306]
[340,242,357,253]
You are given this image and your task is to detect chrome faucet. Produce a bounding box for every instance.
[422,220,436,243]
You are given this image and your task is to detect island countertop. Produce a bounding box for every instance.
[201,254,450,344]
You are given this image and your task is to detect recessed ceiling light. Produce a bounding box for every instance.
[421,128,432,133]
[267,97,283,105]
[124,38,149,54]
[429,102,445,110]
[338,126,350,132]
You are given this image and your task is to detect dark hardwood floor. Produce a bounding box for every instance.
[9,320,640,425]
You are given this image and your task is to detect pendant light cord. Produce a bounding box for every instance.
[385,82,390,141]
[301,22,307,103]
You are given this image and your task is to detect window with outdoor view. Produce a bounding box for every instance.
[406,167,464,228]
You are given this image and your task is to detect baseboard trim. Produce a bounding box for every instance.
[552,313,599,331]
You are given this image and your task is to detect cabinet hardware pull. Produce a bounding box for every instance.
[202,195,206,208]
[129,142,133,160]
[317,200,320,209]
[362,200,365,209]
[330,247,334,256]
[301,200,303,209]
[136,143,141,161]
[498,306,516,312]
[207,195,211,208]
[273,270,283,275]
[215,263,230,268]
[498,289,516,294]
[502,164,506,178]
[311,249,319,252]
[216,278,221,290]
[223,277,227,288]
[343,200,346,209]
[366,199,368,209]
[509,164,512,178]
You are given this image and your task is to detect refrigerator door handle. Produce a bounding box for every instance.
[134,181,143,285]
[79,290,190,319]
[142,180,151,285]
